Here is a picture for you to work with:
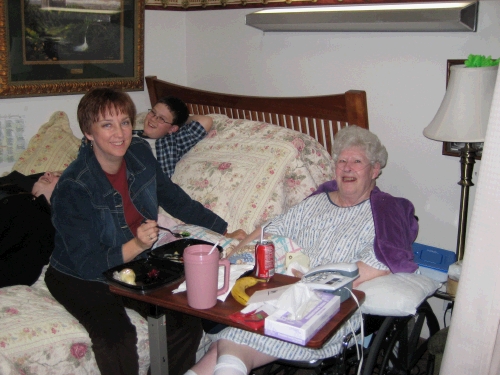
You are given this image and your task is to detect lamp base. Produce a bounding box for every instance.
[456,142,478,261]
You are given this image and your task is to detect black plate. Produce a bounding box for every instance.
[148,238,223,263]
[103,258,184,292]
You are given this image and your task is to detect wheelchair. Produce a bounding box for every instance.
[251,299,440,375]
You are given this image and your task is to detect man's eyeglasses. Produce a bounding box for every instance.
[147,109,173,126]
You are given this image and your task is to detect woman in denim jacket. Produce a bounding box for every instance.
[45,88,242,375]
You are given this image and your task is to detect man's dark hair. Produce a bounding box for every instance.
[156,96,189,127]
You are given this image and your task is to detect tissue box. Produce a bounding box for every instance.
[264,292,341,345]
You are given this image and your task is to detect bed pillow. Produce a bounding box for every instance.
[11,111,80,175]
[356,273,441,316]
[171,115,334,233]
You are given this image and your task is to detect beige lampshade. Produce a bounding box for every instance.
[423,64,498,143]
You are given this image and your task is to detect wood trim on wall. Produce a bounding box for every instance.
[145,0,462,11]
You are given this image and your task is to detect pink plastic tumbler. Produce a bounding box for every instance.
[183,244,231,309]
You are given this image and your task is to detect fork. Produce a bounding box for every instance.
[142,218,185,238]
[157,225,185,238]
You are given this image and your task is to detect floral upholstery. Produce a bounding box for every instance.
[0,267,150,375]
[11,111,80,175]
[171,114,334,233]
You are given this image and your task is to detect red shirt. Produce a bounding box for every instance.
[104,161,143,236]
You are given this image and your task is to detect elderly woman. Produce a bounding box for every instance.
[44,88,245,375]
[188,125,418,375]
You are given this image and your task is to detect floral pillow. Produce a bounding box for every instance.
[11,111,80,175]
[171,115,334,233]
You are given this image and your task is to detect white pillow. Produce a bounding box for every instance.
[355,273,441,316]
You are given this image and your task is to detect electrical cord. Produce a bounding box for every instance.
[443,301,453,327]
[344,287,364,375]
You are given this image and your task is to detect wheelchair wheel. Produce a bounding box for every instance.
[362,301,440,375]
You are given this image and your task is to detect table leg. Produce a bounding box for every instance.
[148,305,168,375]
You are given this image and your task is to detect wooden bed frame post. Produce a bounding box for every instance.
[345,90,369,129]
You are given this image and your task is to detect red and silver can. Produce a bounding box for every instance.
[254,240,275,281]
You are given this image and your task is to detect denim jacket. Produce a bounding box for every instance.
[49,137,227,281]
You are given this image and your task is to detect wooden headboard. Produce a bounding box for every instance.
[145,76,369,155]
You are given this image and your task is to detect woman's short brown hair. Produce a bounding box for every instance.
[77,87,136,138]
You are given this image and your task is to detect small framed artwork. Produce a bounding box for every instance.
[442,59,483,160]
[0,0,144,98]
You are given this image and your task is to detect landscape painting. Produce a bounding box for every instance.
[0,0,144,97]
[23,0,123,64]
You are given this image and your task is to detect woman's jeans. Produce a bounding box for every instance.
[45,266,203,374]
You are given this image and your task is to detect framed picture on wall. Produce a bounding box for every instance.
[0,0,144,98]
[442,59,483,160]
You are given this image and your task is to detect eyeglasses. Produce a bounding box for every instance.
[335,158,372,172]
[147,109,173,126]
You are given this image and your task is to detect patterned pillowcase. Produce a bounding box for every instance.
[11,111,80,175]
[171,115,334,233]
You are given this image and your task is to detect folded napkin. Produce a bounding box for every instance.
[172,264,254,301]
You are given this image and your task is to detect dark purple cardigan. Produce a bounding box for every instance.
[310,180,418,273]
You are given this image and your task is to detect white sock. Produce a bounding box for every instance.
[184,370,198,375]
[213,354,247,375]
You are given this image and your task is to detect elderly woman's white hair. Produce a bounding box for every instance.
[332,125,388,169]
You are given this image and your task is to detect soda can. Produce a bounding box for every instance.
[254,240,275,281]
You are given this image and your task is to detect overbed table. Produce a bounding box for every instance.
[110,274,365,375]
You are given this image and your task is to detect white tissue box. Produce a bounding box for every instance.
[264,292,341,345]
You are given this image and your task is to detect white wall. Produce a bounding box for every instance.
[177,0,500,255]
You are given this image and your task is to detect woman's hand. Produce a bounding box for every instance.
[136,219,159,248]
[225,229,247,240]
[122,219,159,262]
[225,227,262,258]
[353,261,390,287]
[291,268,305,278]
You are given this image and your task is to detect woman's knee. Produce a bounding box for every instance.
[216,340,275,372]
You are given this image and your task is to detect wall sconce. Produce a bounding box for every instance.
[246,1,478,32]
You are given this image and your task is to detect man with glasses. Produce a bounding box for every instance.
[137,96,213,177]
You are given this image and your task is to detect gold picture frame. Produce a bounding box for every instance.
[0,0,144,98]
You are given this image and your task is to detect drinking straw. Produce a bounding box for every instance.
[208,241,220,255]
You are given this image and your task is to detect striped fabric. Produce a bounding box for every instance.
[209,192,385,360]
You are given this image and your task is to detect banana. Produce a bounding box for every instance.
[231,276,265,305]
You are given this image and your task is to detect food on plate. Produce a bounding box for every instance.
[147,268,160,280]
[230,276,265,305]
[180,231,190,237]
[113,268,137,285]
[163,251,183,263]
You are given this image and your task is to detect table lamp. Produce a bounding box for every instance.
[423,64,498,261]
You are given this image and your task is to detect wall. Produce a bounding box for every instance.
[179,0,500,255]
[0,11,187,175]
